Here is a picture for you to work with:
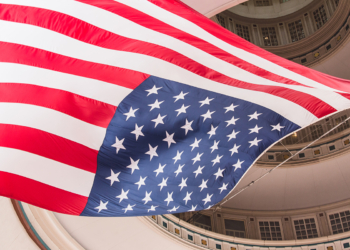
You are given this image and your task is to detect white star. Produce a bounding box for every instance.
[164,192,173,206]
[249,124,263,134]
[106,169,120,186]
[193,165,204,178]
[227,129,240,141]
[205,204,213,210]
[248,137,262,148]
[229,144,241,156]
[210,140,220,153]
[151,113,167,128]
[199,97,214,107]
[154,163,166,177]
[208,124,218,139]
[181,119,193,135]
[212,154,223,166]
[111,136,126,154]
[173,91,189,102]
[225,116,240,127]
[131,124,144,141]
[175,104,190,117]
[192,152,203,165]
[95,200,108,213]
[248,111,262,121]
[203,193,213,205]
[271,123,285,132]
[188,205,197,212]
[123,204,135,213]
[145,85,162,96]
[178,177,188,191]
[190,138,201,151]
[224,103,239,113]
[199,179,208,192]
[126,157,140,174]
[145,144,158,161]
[116,189,129,203]
[233,159,244,171]
[158,177,168,191]
[183,191,192,205]
[142,191,152,204]
[219,183,228,194]
[135,176,147,190]
[123,107,138,121]
[201,109,215,122]
[163,131,176,148]
[214,168,225,180]
[148,99,164,111]
[174,164,184,177]
[148,205,158,212]
[173,150,183,164]
[167,206,180,213]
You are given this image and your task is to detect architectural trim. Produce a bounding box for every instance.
[218,0,350,61]
[11,200,85,250]
[146,213,350,248]
[11,200,48,250]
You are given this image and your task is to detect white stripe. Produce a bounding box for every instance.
[0,19,317,126]
[0,147,95,197]
[127,0,348,93]
[0,20,318,127]
[0,63,131,107]
[0,103,106,151]
[1,0,349,111]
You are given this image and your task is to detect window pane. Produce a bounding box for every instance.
[313,5,328,30]
[236,24,251,42]
[262,27,278,46]
[225,219,246,238]
[255,0,272,6]
[329,211,350,234]
[259,221,283,240]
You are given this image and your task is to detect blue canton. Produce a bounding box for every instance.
[81,76,300,216]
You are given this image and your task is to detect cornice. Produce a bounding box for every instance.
[262,1,350,59]
[222,0,350,59]
[11,200,85,250]
[223,0,320,24]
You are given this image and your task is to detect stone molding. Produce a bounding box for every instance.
[220,0,350,60]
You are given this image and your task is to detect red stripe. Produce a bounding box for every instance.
[0,40,148,90]
[0,6,336,117]
[0,124,98,173]
[148,0,350,93]
[75,0,310,89]
[0,171,88,215]
[338,92,350,101]
[0,4,148,89]
[0,82,116,128]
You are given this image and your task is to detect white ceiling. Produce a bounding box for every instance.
[312,40,350,80]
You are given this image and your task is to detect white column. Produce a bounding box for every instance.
[252,24,262,46]
[323,0,331,21]
[302,15,310,36]
[278,23,289,45]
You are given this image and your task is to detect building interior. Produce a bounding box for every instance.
[2,0,350,249]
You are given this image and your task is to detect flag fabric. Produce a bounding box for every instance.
[0,0,350,216]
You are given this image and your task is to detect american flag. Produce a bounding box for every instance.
[0,0,350,216]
